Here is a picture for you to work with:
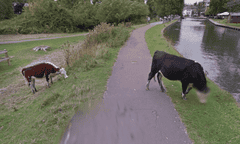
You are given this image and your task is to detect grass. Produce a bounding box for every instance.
[211,18,240,28]
[0,36,85,88]
[0,22,147,144]
[145,20,240,143]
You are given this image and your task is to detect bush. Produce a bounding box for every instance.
[96,0,149,25]
[125,1,149,24]
[0,0,15,20]
[62,22,130,69]
[72,1,99,31]
[23,0,75,33]
[0,0,76,34]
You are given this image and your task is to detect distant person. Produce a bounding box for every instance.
[147,17,150,24]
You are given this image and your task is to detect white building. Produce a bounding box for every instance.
[182,9,192,17]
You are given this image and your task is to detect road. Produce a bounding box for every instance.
[60,21,192,144]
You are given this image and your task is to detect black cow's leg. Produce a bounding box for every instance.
[181,82,189,100]
[185,87,192,94]
[146,70,158,90]
[157,72,166,92]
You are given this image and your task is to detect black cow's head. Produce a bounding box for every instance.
[192,63,210,93]
[191,63,210,103]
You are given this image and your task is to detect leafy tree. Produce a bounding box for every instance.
[132,0,145,3]
[92,0,102,4]
[21,0,75,33]
[225,0,240,12]
[127,0,149,23]
[96,0,130,25]
[57,0,90,9]
[73,0,99,30]
[208,0,230,15]
[0,0,15,20]
[96,0,149,25]
[147,0,158,18]
[154,0,183,18]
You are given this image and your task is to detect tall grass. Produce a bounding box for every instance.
[61,22,130,69]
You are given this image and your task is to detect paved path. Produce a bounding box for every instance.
[0,33,88,44]
[60,22,192,144]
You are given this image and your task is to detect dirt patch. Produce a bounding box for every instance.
[0,33,87,42]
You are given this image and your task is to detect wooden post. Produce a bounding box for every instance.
[4,49,11,66]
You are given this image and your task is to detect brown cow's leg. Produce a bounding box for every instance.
[46,74,50,88]
[30,81,35,94]
[32,78,37,92]
[50,75,53,84]
[27,76,35,94]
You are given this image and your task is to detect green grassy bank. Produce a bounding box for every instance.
[145,20,240,143]
[211,18,240,28]
[0,23,147,144]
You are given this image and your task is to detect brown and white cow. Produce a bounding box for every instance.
[22,62,68,94]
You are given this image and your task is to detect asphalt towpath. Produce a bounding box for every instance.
[60,22,193,144]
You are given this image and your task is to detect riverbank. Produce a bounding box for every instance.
[208,18,240,31]
[145,18,240,143]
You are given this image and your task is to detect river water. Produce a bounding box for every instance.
[164,18,240,102]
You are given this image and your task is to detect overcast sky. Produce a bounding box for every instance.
[185,0,203,5]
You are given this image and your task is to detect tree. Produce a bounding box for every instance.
[147,0,158,18]
[0,0,15,20]
[154,0,184,18]
[96,0,148,25]
[57,0,90,9]
[196,2,205,16]
[208,0,230,15]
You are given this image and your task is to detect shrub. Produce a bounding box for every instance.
[126,1,149,24]
[96,0,131,25]
[0,0,15,20]
[72,1,99,31]
[62,22,130,69]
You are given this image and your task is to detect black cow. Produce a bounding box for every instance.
[146,50,210,100]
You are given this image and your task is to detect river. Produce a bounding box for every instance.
[164,17,240,102]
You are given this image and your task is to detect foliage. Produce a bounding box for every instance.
[208,0,230,15]
[126,0,149,24]
[72,1,99,30]
[62,22,131,68]
[227,0,240,12]
[96,0,131,25]
[154,0,184,17]
[147,0,158,18]
[56,0,90,9]
[0,0,150,34]
[96,0,149,25]
[0,0,15,20]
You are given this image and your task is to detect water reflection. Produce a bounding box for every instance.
[164,18,240,102]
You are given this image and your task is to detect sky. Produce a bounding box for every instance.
[185,0,203,5]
